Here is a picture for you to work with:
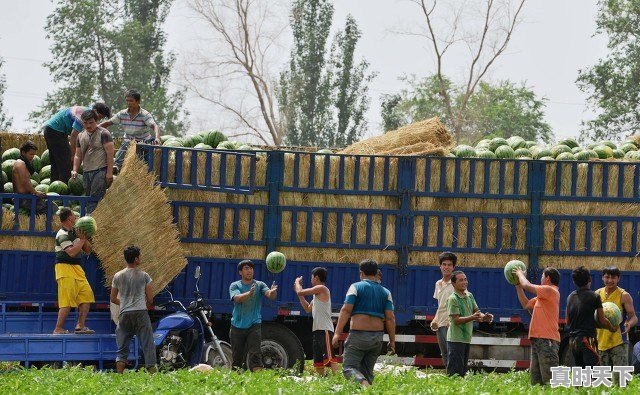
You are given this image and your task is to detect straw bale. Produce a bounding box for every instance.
[339,117,452,155]
[0,131,123,152]
[183,242,265,260]
[378,142,448,156]
[538,255,640,271]
[412,197,529,214]
[278,246,397,265]
[409,251,527,268]
[542,217,638,256]
[91,142,187,295]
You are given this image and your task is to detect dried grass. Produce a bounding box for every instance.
[409,251,527,268]
[339,117,452,155]
[91,142,187,295]
[0,131,123,152]
[538,256,639,271]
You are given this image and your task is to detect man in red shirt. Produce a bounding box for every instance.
[513,267,561,386]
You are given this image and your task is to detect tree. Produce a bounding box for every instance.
[280,0,374,148]
[576,0,640,142]
[185,0,286,145]
[381,75,552,143]
[0,56,12,130]
[402,0,527,141]
[30,0,187,136]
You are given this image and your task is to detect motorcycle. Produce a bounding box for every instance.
[153,266,232,369]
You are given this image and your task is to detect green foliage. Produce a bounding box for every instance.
[280,0,374,148]
[381,75,552,144]
[0,367,639,394]
[576,0,640,142]
[0,55,14,130]
[29,0,187,136]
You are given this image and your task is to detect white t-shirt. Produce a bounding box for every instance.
[432,278,454,328]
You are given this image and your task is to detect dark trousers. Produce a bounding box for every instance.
[569,336,601,368]
[44,126,71,182]
[436,326,449,370]
[447,341,470,377]
[342,330,383,385]
[116,310,156,368]
[229,324,263,370]
[83,167,106,213]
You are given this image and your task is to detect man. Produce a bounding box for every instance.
[430,251,456,371]
[53,207,95,334]
[100,89,161,172]
[566,266,617,368]
[110,245,156,373]
[228,260,277,371]
[72,110,115,213]
[294,267,338,375]
[332,259,395,387]
[513,267,561,385]
[44,103,111,182]
[446,270,493,377]
[11,141,52,215]
[595,266,637,385]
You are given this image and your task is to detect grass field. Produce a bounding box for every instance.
[1,365,638,394]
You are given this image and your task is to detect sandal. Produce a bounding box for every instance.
[53,329,70,335]
[74,326,95,334]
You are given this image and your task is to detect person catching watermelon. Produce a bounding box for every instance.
[228,260,277,371]
[595,266,637,385]
[72,110,114,213]
[52,208,95,334]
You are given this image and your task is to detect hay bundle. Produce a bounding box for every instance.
[91,142,187,294]
[0,131,123,152]
[339,117,452,155]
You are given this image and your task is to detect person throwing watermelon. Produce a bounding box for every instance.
[228,260,277,371]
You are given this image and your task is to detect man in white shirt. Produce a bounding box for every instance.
[430,251,457,371]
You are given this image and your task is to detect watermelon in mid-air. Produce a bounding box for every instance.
[265,251,286,274]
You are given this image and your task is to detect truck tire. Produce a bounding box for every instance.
[247,322,305,373]
[205,341,232,369]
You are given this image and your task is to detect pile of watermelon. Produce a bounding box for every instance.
[450,136,640,161]
[162,130,256,152]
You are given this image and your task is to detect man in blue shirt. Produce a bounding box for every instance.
[229,260,277,371]
[332,259,396,387]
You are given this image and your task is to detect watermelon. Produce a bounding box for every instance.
[514,148,532,158]
[575,150,592,161]
[539,156,554,161]
[265,251,286,273]
[4,182,13,193]
[556,152,576,161]
[2,148,20,162]
[558,138,579,149]
[2,160,15,182]
[40,178,51,185]
[586,150,599,160]
[446,153,456,158]
[40,150,50,167]
[194,143,213,150]
[217,141,239,150]
[595,302,622,327]
[601,141,617,150]
[622,139,639,148]
[317,149,333,154]
[524,140,538,149]
[40,165,51,180]
[571,147,582,154]
[31,155,42,172]
[237,144,253,151]
[551,145,572,158]
[586,142,598,150]
[186,134,204,148]
[612,149,625,159]
[68,175,84,196]
[593,145,613,159]
[30,179,38,188]
[1,170,6,184]
[475,139,491,150]
[504,260,527,285]
[531,147,551,159]
[75,216,97,237]
[489,137,509,152]
[495,145,515,159]
[35,184,49,193]
[619,143,637,153]
[202,130,227,148]
[48,181,69,195]
[30,172,40,183]
[163,139,183,148]
[160,135,175,143]
[507,136,526,150]
[476,150,496,159]
[454,145,476,158]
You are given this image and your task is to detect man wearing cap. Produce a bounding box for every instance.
[228,260,278,371]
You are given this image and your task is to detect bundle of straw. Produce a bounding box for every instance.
[339,117,453,155]
[91,142,187,294]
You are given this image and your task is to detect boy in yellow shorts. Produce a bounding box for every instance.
[53,207,95,334]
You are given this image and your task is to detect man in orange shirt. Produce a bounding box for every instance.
[513,267,561,386]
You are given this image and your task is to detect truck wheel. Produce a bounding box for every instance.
[247,322,305,373]
[205,342,232,369]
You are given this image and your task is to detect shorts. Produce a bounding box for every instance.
[57,277,95,308]
[312,330,337,367]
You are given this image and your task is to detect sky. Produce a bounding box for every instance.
[0,1,608,142]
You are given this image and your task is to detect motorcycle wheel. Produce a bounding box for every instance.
[206,342,233,369]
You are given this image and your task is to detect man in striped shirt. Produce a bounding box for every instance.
[100,89,161,171]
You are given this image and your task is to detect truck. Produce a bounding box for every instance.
[1,141,639,370]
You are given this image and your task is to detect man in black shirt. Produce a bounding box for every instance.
[566,266,616,367]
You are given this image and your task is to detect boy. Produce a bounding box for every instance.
[294,267,338,375]
[431,251,456,370]
[446,270,493,377]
